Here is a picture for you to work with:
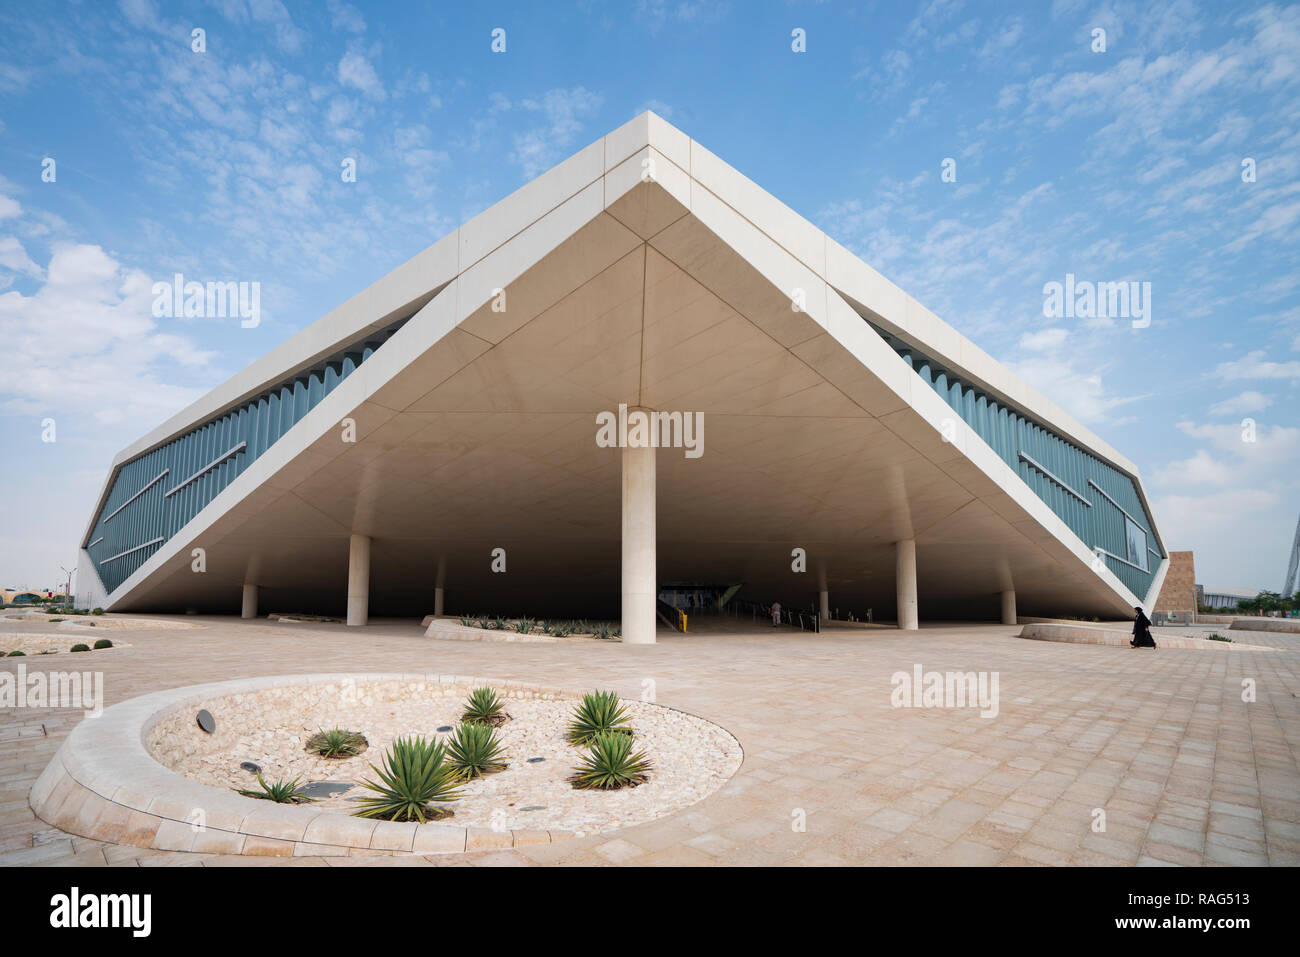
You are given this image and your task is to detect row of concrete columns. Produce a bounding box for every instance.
[236,534,465,627]
[240,444,1017,633]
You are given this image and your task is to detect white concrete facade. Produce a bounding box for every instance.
[78,112,1166,627]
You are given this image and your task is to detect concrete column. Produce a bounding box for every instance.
[819,589,830,619]
[1001,589,1017,626]
[895,538,918,631]
[241,583,258,620]
[347,533,371,627]
[621,440,656,644]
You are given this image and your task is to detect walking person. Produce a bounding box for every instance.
[770,601,781,628]
[1130,606,1157,649]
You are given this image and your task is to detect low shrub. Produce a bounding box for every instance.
[70,643,90,653]
[354,735,461,822]
[7,650,25,657]
[1207,633,1232,642]
[461,686,507,727]
[306,727,368,758]
[513,616,534,634]
[93,639,112,649]
[567,690,633,745]
[236,773,315,804]
[569,730,652,790]
[92,608,104,615]
[48,618,64,623]
[446,722,507,779]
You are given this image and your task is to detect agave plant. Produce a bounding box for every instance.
[566,689,633,745]
[569,730,653,790]
[492,616,507,631]
[353,735,461,822]
[462,686,508,726]
[446,722,507,779]
[514,616,534,634]
[305,727,367,758]
[592,623,612,640]
[236,773,316,804]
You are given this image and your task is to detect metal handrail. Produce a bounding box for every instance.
[656,598,687,633]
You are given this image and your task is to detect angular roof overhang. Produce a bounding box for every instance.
[85,113,1165,619]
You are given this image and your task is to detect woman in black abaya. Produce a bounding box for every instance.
[1131,606,1157,648]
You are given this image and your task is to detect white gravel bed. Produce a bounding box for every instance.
[0,633,131,656]
[146,679,742,836]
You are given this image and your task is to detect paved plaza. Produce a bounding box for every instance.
[2,614,1297,866]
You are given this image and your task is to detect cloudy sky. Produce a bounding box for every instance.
[0,0,1297,595]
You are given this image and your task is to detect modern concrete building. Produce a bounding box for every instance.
[76,113,1167,640]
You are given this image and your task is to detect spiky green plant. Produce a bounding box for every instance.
[567,690,632,745]
[462,686,506,726]
[592,623,612,639]
[459,616,474,627]
[475,614,490,629]
[236,773,315,804]
[353,735,461,822]
[569,731,652,790]
[306,727,367,758]
[514,616,534,634]
[492,616,507,631]
[446,722,507,779]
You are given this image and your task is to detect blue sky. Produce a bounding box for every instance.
[0,0,1297,595]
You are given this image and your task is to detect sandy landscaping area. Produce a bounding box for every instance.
[144,677,742,835]
[0,613,198,632]
[0,633,130,656]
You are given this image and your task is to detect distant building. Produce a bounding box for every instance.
[1,588,56,605]
[1200,587,1257,610]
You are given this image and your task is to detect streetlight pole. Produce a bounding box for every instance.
[59,565,75,609]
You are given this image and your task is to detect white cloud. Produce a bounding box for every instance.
[1006,355,1147,425]
[634,0,729,35]
[0,243,212,425]
[338,51,385,100]
[0,236,43,283]
[1151,449,1237,486]
[1212,349,1300,382]
[1018,327,1068,351]
[327,0,366,33]
[1209,390,1274,415]
[507,87,604,179]
[0,194,20,220]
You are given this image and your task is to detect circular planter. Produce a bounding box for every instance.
[29,673,742,857]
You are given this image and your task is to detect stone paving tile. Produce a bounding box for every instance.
[1,614,1298,866]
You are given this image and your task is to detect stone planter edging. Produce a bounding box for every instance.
[29,672,620,857]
